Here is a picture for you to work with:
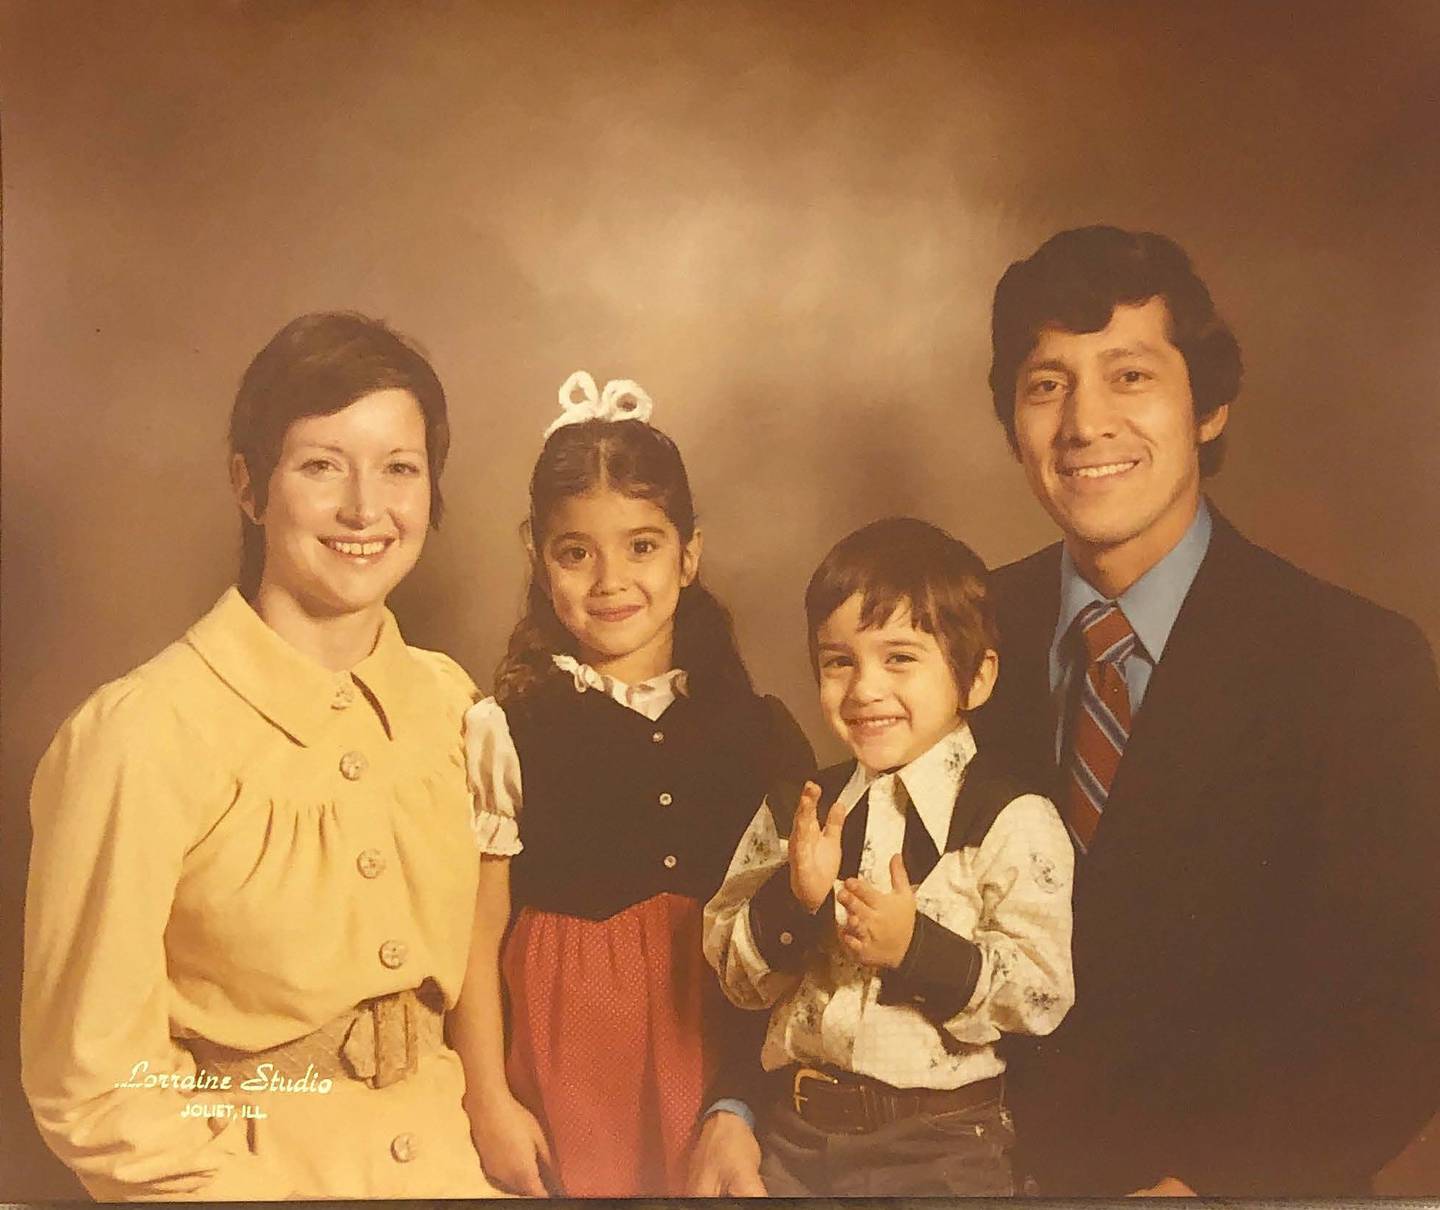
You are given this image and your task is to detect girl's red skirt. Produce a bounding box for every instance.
[503,892,726,1197]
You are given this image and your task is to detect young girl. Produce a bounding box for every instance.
[451,372,813,1197]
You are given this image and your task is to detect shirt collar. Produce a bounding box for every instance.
[185,587,411,745]
[1049,498,1213,683]
[347,610,416,738]
[842,723,977,854]
[550,653,689,722]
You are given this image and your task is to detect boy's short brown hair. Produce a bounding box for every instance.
[805,517,998,690]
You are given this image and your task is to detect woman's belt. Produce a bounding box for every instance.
[183,982,446,1091]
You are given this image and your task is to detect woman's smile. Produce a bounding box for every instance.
[320,535,396,561]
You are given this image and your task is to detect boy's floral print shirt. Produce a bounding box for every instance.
[703,724,1075,1090]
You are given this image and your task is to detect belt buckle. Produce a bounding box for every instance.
[792,1066,840,1115]
[370,990,419,1090]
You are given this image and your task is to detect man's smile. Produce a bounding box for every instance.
[1060,459,1140,480]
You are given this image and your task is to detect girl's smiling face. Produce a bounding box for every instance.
[538,487,701,684]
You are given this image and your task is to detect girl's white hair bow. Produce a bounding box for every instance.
[544,370,654,438]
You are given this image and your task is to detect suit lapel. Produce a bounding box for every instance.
[1086,516,1269,864]
[977,544,1064,797]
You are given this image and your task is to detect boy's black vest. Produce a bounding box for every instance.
[505,672,813,921]
[770,746,1035,884]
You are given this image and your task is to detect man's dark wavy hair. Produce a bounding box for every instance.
[988,225,1242,477]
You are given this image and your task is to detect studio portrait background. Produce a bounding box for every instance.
[2,1,1436,1199]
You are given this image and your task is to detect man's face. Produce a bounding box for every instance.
[1011,296,1228,590]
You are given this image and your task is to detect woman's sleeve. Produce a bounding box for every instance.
[932,794,1076,1045]
[462,697,523,857]
[21,679,293,1200]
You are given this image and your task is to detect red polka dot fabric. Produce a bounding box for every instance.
[502,893,722,1196]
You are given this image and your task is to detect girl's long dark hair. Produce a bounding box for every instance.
[494,418,753,707]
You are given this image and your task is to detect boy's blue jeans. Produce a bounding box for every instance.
[758,1087,1016,1196]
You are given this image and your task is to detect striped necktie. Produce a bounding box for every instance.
[1063,600,1137,850]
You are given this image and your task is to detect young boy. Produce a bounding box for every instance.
[703,517,1074,1197]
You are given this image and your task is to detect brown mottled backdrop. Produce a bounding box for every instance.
[2,0,1436,1198]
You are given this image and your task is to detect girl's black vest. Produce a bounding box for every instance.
[505,671,813,921]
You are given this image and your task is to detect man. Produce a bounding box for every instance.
[973,225,1440,1195]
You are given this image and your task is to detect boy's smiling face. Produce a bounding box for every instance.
[816,593,971,773]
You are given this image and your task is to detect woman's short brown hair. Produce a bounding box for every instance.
[804,517,998,691]
[228,312,449,596]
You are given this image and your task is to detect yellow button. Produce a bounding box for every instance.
[331,683,356,710]
[658,792,673,806]
[651,730,665,744]
[378,940,408,969]
[390,1132,418,1163]
[663,854,677,869]
[356,849,385,879]
[779,930,794,946]
[339,751,368,781]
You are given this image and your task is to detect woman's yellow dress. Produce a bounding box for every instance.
[22,588,498,1199]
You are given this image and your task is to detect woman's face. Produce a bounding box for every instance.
[242,388,431,620]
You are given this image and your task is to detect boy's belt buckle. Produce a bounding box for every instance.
[792,1066,840,1114]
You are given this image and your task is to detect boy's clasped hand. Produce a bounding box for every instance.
[787,780,918,968]
[837,856,917,969]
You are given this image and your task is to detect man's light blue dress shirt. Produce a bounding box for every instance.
[1048,500,1214,752]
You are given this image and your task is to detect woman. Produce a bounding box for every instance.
[21,313,498,1199]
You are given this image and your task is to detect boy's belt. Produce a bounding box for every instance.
[182,983,446,1091]
[783,1065,1003,1135]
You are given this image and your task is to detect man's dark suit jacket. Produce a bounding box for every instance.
[973,511,1440,1196]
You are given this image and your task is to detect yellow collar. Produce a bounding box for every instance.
[185,588,413,745]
